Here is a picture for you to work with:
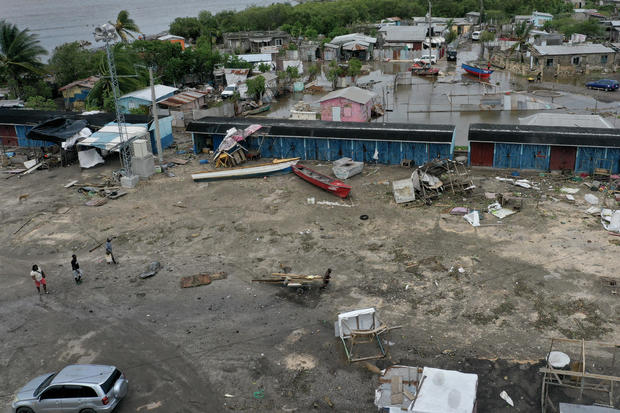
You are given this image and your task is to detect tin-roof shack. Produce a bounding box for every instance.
[222,30,291,54]
[118,85,178,114]
[532,43,616,72]
[318,87,376,122]
[157,34,185,50]
[58,76,100,111]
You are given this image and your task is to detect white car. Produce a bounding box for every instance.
[471,31,481,41]
[221,84,238,98]
[414,55,437,65]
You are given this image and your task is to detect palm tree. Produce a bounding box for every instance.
[110,10,140,42]
[0,20,47,97]
[509,22,533,63]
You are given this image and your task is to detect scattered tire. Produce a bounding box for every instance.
[359,214,369,220]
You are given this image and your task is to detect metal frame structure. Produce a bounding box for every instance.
[94,24,133,177]
[540,338,620,412]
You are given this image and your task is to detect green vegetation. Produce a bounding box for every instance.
[544,16,604,37]
[246,75,266,103]
[111,10,141,42]
[0,19,47,97]
[49,42,98,87]
[25,95,56,110]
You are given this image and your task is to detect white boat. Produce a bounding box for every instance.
[191,158,300,181]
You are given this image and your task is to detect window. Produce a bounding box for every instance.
[601,54,608,64]
[34,374,56,396]
[100,369,121,394]
[343,105,352,117]
[40,386,66,399]
[275,38,282,46]
[572,56,580,65]
[534,57,539,65]
[546,58,554,67]
[63,385,98,398]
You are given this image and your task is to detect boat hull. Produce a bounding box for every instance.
[292,165,352,199]
[192,158,299,181]
[461,63,493,78]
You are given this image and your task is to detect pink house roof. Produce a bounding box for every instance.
[318,87,376,105]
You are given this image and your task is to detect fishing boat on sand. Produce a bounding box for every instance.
[292,164,352,198]
[191,158,299,181]
[461,62,493,78]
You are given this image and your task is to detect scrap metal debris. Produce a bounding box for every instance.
[180,272,227,288]
[252,269,332,290]
[139,261,161,279]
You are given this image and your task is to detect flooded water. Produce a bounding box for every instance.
[267,43,620,146]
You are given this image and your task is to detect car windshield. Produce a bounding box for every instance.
[224,86,235,92]
[34,374,56,396]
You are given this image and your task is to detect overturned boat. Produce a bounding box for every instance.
[191,158,299,181]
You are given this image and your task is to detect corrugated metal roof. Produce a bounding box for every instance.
[380,26,427,42]
[519,113,613,128]
[317,87,376,104]
[533,43,614,55]
[469,123,620,147]
[187,116,455,143]
[58,76,100,92]
[330,33,376,45]
[120,85,178,102]
[158,90,208,107]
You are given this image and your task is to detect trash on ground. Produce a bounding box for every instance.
[464,210,480,227]
[252,269,331,290]
[316,200,353,207]
[450,207,469,215]
[393,177,416,204]
[565,194,575,203]
[375,365,478,412]
[307,197,315,205]
[85,198,108,207]
[332,157,363,180]
[585,194,599,205]
[585,206,601,215]
[499,390,514,407]
[335,308,401,362]
[601,209,620,233]
[560,187,580,194]
[488,202,516,219]
[180,272,227,288]
[139,261,161,279]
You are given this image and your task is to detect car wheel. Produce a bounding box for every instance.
[17,408,34,413]
[80,409,96,413]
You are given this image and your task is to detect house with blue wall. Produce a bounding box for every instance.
[118,85,178,114]
[58,76,99,111]
[531,11,553,28]
[187,117,455,165]
[468,123,620,174]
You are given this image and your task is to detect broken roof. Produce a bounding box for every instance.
[58,76,100,92]
[79,122,149,151]
[187,117,455,143]
[317,86,376,104]
[157,90,208,108]
[0,108,148,128]
[533,43,614,55]
[26,118,89,143]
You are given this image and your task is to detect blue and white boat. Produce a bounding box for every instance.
[191,158,299,181]
[462,62,493,78]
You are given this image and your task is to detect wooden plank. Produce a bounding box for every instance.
[403,388,415,401]
[169,158,189,165]
[538,367,620,382]
[391,376,403,405]
[22,162,43,175]
[64,180,79,188]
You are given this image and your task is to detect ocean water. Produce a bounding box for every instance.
[0,0,288,54]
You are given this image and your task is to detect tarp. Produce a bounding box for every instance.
[78,148,104,168]
[78,122,149,152]
[62,127,92,149]
[215,124,262,153]
[413,367,478,413]
[26,118,89,144]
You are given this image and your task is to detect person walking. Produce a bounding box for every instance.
[30,264,48,294]
[105,238,117,264]
[71,255,83,284]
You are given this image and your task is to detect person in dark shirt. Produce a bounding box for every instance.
[71,254,83,284]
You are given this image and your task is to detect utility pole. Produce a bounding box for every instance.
[427,0,432,62]
[149,66,163,163]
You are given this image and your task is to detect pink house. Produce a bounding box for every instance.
[318,87,376,122]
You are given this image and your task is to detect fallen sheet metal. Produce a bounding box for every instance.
[464,210,480,227]
[602,209,620,233]
[560,187,580,194]
[488,202,516,219]
[180,272,227,288]
[393,177,416,204]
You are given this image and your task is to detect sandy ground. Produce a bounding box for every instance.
[1,145,619,412]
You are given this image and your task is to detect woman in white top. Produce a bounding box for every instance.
[30,264,48,294]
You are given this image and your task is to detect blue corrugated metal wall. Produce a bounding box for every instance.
[193,133,453,165]
[606,149,620,174]
[16,125,54,148]
[493,143,522,169]
[520,144,549,170]
[576,147,608,173]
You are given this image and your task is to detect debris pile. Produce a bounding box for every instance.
[392,159,474,204]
